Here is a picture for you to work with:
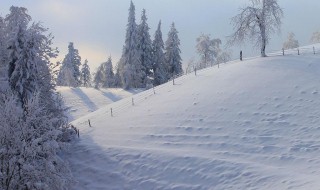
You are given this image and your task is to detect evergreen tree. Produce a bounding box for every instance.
[0,16,6,74]
[102,56,115,88]
[137,9,153,83]
[165,22,183,77]
[152,21,167,86]
[57,42,82,87]
[113,65,122,88]
[7,24,37,107]
[81,59,91,87]
[118,1,144,89]
[93,65,104,89]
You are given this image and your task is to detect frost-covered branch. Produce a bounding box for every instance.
[228,0,283,57]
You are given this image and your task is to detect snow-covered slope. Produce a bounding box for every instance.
[57,87,141,121]
[68,52,320,189]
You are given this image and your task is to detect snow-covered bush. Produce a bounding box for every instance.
[0,93,72,190]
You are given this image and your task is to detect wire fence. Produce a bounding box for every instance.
[88,44,320,120]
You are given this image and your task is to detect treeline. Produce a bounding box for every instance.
[57,1,183,89]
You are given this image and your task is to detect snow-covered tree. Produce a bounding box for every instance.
[102,56,115,88]
[165,22,183,77]
[185,57,196,74]
[118,1,145,89]
[0,16,6,74]
[196,34,222,68]
[152,21,167,86]
[81,59,91,87]
[0,93,72,190]
[93,65,104,89]
[0,6,73,190]
[216,51,232,64]
[228,0,283,57]
[310,31,320,43]
[57,42,82,87]
[113,65,122,88]
[6,6,67,131]
[92,57,115,89]
[283,32,299,50]
[137,9,153,82]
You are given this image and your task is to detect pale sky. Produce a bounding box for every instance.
[1,0,320,71]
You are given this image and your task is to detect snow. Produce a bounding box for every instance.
[67,46,320,189]
[57,87,141,121]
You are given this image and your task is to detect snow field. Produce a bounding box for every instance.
[57,87,141,121]
[68,48,320,189]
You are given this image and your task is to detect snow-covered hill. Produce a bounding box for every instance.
[68,50,320,189]
[57,87,141,121]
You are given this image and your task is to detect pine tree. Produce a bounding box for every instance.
[0,16,7,75]
[113,65,122,88]
[102,56,115,88]
[57,42,82,87]
[81,59,91,87]
[118,1,144,89]
[152,21,167,86]
[93,65,104,89]
[165,22,183,78]
[137,9,153,83]
[7,23,37,107]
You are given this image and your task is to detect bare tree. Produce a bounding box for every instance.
[283,32,299,50]
[228,0,283,57]
[310,31,320,43]
[196,34,222,68]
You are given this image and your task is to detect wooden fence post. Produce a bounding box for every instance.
[110,108,113,117]
[153,86,155,94]
[282,48,284,56]
[240,50,243,61]
[88,119,92,127]
[298,48,300,55]
[313,46,316,54]
[172,75,175,85]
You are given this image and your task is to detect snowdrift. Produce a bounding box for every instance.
[68,50,320,189]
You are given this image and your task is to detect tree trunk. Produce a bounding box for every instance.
[260,0,267,57]
[259,22,267,57]
[261,37,266,57]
